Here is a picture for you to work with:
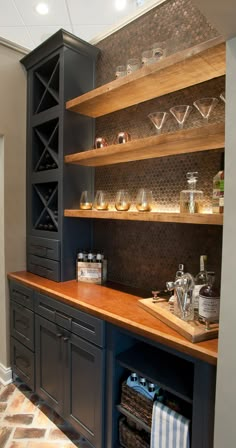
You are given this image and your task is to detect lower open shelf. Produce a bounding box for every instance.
[64,209,223,225]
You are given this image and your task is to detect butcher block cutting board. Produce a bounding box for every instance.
[139,298,219,343]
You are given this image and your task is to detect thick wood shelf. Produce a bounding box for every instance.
[64,209,223,225]
[116,344,194,403]
[65,123,224,167]
[66,36,225,118]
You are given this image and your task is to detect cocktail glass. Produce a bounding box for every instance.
[169,105,192,130]
[148,111,168,134]
[193,97,218,124]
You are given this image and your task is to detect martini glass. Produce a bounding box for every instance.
[220,92,226,103]
[193,97,218,124]
[169,105,192,130]
[148,111,168,134]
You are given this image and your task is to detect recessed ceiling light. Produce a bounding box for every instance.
[115,0,127,11]
[35,2,49,15]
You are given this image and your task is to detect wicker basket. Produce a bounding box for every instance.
[119,417,150,448]
[120,382,153,427]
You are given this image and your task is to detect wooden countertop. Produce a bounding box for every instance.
[8,271,218,365]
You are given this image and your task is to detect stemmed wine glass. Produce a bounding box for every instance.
[193,97,218,124]
[148,111,168,135]
[220,92,226,104]
[169,105,192,130]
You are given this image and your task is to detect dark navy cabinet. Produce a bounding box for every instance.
[21,29,100,282]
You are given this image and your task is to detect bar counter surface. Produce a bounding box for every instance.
[8,271,218,365]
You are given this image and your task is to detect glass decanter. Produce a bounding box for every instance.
[180,172,203,214]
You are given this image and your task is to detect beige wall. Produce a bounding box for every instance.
[0,42,27,368]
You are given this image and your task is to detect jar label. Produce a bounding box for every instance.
[193,285,206,309]
[199,295,220,321]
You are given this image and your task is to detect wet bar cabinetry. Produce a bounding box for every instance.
[21,29,100,281]
[8,273,217,448]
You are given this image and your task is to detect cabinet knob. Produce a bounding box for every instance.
[63,336,69,342]
[56,333,62,338]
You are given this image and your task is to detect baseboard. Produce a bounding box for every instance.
[0,363,12,385]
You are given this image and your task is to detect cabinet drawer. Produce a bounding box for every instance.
[9,281,34,310]
[28,236,60,261]
[10,301,34,350]
[11,337,35,390]
[28,254,60,282]
[35,292,105,347]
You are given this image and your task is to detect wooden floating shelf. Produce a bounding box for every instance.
[64,209,223,225]
[65,123,224,167]
[66,36,225,118]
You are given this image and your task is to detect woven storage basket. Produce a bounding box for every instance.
[119,417,150,448]
[120,381,153,427]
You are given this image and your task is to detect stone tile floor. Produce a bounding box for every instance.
[0,378,92,448]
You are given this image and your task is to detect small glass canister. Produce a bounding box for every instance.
[94,137,108,149]
[115,132,131,144]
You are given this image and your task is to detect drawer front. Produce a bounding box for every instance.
[28,236,60,261]
[11,337,35,390]
[28,254,60,282]
[35,292,105,347]
[10,301,34,350]
[9,281,34,310]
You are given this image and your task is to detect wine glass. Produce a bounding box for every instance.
[170,105,192,130]
[93,190,109,210]
[220,92,226,104]
[193,97,218,124]
[148,112,168,135]
[136,188,153,212]
[80,191,93,210]
[115,190,131,211]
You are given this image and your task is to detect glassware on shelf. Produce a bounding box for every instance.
[169,105,192,129]
[115,190,131,211]
[93,190,109,210]
[180,172,203,214]
[193,97,218,124]
[94,137,108,149]
[219,92,226,103]
[126,58,141,74]
[115,132,131,144]
[142,50,155,66]
[136,188,153,211]
[152,42,167,61]
[80,191,93,210]
[115,65,127,78]
[148,111,168,135]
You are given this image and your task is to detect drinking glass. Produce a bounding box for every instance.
[115,190,131,211]
[114,132,131,144]
[193,97,218,124]
[94,190,109,210]
[142,50,155,66]
[152,42,167,61]
[136,188,153,211]
[80,191,93,210]
[148,111,168,134]
[115,65,127,78]
[94,137,108,149]
[170,105,192,129]
[126,58,141,74]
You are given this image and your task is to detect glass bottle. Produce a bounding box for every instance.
[193,255,208,312]
[180,172,203,213]
[212,153,224,214]
[199,272,220,327]
[169,263,184,315]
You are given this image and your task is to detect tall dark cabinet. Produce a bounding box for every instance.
[21,29,99,281]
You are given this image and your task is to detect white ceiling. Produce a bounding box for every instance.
[0,0,162,51]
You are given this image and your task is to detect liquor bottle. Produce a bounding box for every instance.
[193,255,208,311]
[77,250,84,262]
[212,153,224,214]
[87,250,94,263]
[180,172,203,213]
[199,272,220,326]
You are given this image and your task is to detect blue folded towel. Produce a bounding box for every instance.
[151,400,190,448]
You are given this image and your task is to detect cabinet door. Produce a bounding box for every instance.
[11,337,35,390]
[35,315,64,415]
[10,301,34,350]
[64,333,105,448]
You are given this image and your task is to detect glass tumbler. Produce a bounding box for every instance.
[115,65,127,78]
[80,191,93,210]
[94,190,109,210]
[136,188,153,211]
[126,58,141,74]
[115,190,131,211]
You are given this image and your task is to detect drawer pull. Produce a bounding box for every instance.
[63,336,69,342]
[56,333,62,338]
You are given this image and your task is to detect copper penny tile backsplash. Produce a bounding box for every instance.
[92,0,224,291]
